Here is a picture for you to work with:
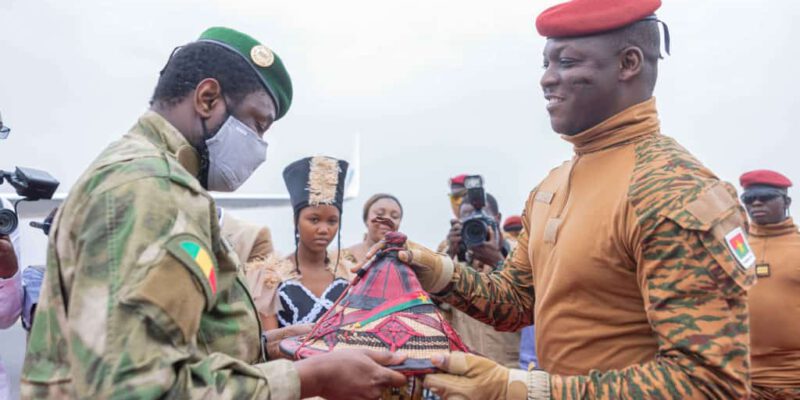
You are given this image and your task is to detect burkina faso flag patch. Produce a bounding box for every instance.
[724,227,755,270]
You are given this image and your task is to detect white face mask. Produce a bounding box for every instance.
[205,115,268,192]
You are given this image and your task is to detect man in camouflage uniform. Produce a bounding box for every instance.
[396,1,757,399]
[21,27,406,399]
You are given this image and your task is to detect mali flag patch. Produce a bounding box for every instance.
[724,227,755,270]
[179,241,217,294]
[165,234,218,305]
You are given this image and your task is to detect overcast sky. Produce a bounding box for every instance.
[2,0,800,258]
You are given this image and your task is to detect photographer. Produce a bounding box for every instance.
[445,193,510,270]
[0,113,23,329]
[439,179,519,368]
[0,199,22,327]
[0,197,23,400]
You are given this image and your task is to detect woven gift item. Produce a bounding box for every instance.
[280,232,469,398]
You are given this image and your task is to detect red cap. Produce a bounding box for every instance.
[503,215,523,231]
[740,170,792,189]
[449,174,467,187]
[536,0,661,38]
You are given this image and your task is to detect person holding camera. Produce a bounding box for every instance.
[0,115,25,331]
[436,174,469,253]
[0,196,22,400]
[444,188,510,270]
[21,27,407,400]
[0,198,22,327]
[438,179,520,369]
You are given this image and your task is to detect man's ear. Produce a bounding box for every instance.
[619,46,644,82]
[193,78,224,118]
[785,196,792,209]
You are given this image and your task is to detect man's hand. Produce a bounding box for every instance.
[296,349,408,400]
[397,242,454,294]
[350,238,387,274]
[264,324,312,360]
[469,226,504,268]
[424,352,529,400]
[445,219,463,259]
[0,234,18,279]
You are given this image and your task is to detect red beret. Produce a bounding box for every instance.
[449,174,467,186]
[503,215,523,231]
[536,0,661,38]
[740,169,792,189]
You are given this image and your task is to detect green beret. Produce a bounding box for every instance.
[198,27,293,120]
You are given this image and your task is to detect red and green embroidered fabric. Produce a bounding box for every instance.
[280,232,469,374]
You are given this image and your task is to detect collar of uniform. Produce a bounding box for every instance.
[136,111,201,177]
[749,217,798,237]
[561,97,661,155]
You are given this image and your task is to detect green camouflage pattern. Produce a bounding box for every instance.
[21,112,300,399]
[438,133,756,399]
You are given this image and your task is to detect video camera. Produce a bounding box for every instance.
[459,175,499,248]
[0,113,61,235]
[0,167,60,235]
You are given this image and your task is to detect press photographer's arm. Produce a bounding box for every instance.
[0,232,23,329]
[0,233,18,279]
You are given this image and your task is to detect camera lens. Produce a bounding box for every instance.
[462,218,488,247]
[0,208,18,236]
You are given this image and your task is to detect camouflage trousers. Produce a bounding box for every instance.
[751,385,800,400]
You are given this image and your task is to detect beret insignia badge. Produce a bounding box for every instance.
[250,45,275,68]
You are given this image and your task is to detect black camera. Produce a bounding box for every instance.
[459,175,498,248]
[0,167,60,235]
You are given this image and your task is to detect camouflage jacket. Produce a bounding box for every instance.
[438,98,757,399]
[21,112,300,399]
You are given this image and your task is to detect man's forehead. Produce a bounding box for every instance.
[543,35,612,56]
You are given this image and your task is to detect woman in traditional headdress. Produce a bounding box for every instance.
[246,156,356,330]
[345,193,403,264]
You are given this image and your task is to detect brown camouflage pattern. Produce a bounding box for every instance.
[750,385,800,400]
[438,99,756,399]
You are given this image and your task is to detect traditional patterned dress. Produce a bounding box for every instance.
[246,251,355,327]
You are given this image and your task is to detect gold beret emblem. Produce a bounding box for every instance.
[250,45,274,68]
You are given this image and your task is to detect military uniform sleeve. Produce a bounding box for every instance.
[546,184,755,399]
[58,179,300,399]
[436,193,535,332]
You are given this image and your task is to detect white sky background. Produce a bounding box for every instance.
[1,0,800,396]
[2,0,800,261]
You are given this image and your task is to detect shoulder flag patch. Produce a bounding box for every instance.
[179,241,217,294]
[165,234,218,306]
[724,227,755,270]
